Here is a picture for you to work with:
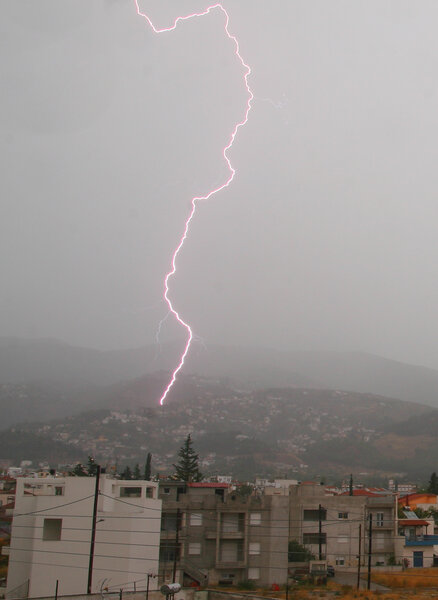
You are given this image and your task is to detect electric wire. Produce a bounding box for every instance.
[7,488,430,581]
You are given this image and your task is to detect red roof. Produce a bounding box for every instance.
[188,483,229,488]
[399,519,429,527]
[340,489,380,497]
[398,493,438,505]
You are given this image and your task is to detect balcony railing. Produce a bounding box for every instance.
[405,535,438,547]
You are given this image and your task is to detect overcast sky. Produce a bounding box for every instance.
[2,0,438,368]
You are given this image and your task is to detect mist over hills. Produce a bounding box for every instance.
[1,379,436,482]
[2,337,438,408]
[2,336,438,480]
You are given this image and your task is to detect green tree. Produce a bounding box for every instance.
[413,507,429,519]
[121,465,133,480]
[173,434,202,482]
[234,483,253,499]
[87,456,98,477]
[288,539,315,562]
[427,507,438,524]
[133,463,141,480]
[427,472,438,494]
[71,462,87,476]
[144,453,152,480]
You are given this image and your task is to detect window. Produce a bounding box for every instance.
[221,540,244,562]
[120,487,141,498]
[176,486,186,501]
[163,487,170,494]
[161,513,178,532]
[190,513,203,526]
[303,509,327,521]
[250,513,261,526]
[338,512,348,519]
[43,518,62,541]
[146,487,154,498]
[55,486,64,496]
[188,542,201,555]
[160,542,179,562]
[335,556,345,566]
[303,533,326,545]
[215,488,225,502]
[249,542,260,555]
[222,513,244,533]
[337,536,348,544]
[248,568,260,580]
[376,512,384,527]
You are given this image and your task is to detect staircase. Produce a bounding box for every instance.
[181,559,208,586]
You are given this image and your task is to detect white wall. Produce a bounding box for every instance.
[7,476,161,599]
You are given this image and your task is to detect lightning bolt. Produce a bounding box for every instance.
[134,1,253,405]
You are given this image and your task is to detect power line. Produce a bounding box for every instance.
[7,558,156,577]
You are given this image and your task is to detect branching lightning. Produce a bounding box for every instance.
[134,1,253,405]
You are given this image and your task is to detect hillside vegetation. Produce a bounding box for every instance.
[2,375,437,481]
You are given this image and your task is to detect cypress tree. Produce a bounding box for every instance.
[427,472,438,494]
[144,453,152,480]
[173,434,202,482]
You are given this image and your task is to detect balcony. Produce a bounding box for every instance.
[216,561,246,569]
[205,530,217,539]
[366,497,395,508]
[405,535,438,547]
[220,531,245,539]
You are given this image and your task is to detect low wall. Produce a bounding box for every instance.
[6,590,197,600]
[207,592,271,600]
[334,566,403,574]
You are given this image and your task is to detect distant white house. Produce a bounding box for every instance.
[7,475,161,598]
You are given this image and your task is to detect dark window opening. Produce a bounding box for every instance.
[43,518,62,541]
[303,509,327,521]
[160,542,180,563]
[120,487,142,498]
[303,532,327,545]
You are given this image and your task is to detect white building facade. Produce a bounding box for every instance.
[7,476,161,598]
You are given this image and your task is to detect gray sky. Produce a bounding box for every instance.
[2,0,438,368]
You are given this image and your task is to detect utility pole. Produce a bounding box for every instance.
[172,508,180,582]
[367,513,373,591]
[356,524,362,590]
[286,498,291,600]
[318,504,323,560]
[146,573,156,600]
[87,464,101,594]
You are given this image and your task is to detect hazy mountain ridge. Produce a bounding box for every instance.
[3,337,438,408]
[2,376,436,481]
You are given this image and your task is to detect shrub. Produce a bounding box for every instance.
[288,539,315,562]
[238,579,256,590]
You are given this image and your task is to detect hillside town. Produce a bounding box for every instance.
[4,385,435,483]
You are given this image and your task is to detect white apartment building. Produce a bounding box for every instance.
[7,476,161,599]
